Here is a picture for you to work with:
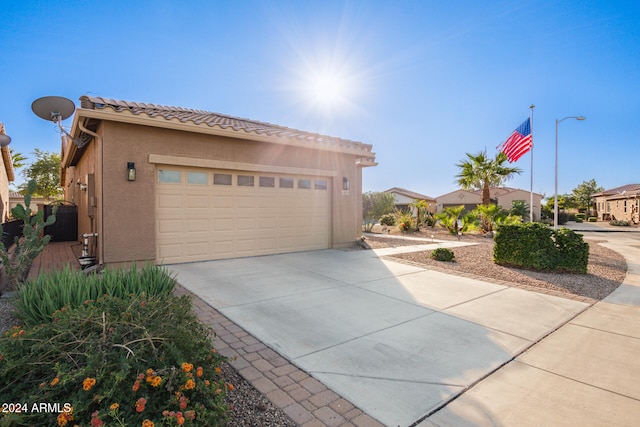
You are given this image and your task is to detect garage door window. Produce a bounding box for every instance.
[259,176,275,187]
[214,173,232,186]
[279,177,294,188]
[158,170,181,184]
[187,171,208,185]
[298,179,311,189]
[315,179,328,190]
[238,175,255,187]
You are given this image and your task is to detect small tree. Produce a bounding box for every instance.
[19,149,63,201]
[572,179,603,213]
[0,180,56,292]
[362,191,396,232]
[409,199,430,231]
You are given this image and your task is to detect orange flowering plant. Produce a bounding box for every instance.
[0,287,230,426]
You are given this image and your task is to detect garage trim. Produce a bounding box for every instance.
[149,154,338,177]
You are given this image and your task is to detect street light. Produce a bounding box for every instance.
[554,116,586,229]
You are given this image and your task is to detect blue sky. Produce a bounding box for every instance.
[1,0,639,199]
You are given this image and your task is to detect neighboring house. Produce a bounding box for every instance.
[0,122,14,222]
[383,187,436,214]
[8,192,47,216]
[435,187,543,221]
[435,189,482,213]
[592,184,640,223]
[61,96,377,265]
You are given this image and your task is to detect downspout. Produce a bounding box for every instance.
[77,122,103,265]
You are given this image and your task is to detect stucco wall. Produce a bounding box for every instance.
[74,120,364,264]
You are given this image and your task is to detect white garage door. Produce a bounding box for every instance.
[156,167,332,264]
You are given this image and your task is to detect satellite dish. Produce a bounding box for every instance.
[0,134,10,147]
[31,96,76,122]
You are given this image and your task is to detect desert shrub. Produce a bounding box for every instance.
[379,213,396,226]
[431,248,455,262]
[610,219,630,226]
[494,223,588,273]
[435,205,476,235]
[0,293,229,426]
[588,217,597,222]
[15,263,176,327]
[396,211,413,232]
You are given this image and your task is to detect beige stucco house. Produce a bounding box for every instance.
[592,184,640,223]
[435,187,543,220]
[383,187,436,214]
[61,96,376,265]
[0,122,15,222]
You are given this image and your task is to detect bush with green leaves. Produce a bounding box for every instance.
[435,205,476,235]
[15,263,176,327]
[0,180,56,292]
[396,210,413,232]
[575,213,586,220]
[431,248,455,262]
[493,223,588,273]
[0,292,230,426]
[588,217,597,222]
[379,213,396,226]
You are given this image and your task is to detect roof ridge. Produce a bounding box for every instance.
[78,95,368,149]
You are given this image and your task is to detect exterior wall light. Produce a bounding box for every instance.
[127,162,136,181]
[342,177,350,191]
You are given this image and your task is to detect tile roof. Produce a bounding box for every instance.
[595,184,640,196]
[383,187,434,201]
[78,96,375,158]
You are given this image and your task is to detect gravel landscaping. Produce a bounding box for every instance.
[364,226,627,301]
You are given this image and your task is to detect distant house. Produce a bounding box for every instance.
[9,192,47,216]
[435,187,543,221]
[0,122,14,222]
[383,187,436,214]
[592,184,640,223]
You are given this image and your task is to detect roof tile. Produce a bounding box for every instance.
[79,96,374,157]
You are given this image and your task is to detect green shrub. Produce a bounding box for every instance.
[588,217,597,222]
[610,219,630,226]
[396,211,413,232]
[431,248,455,262]
[15,263,176,327]
[494,223,588,273]
[575,218,583,223]
[575,213,586,220]
[0,293,229,426]
[379,213,396,226]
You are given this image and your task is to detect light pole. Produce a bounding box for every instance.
[554,116,586,229]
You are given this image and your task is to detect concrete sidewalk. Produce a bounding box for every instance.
[169,240,590,426]
[422,230,640,426]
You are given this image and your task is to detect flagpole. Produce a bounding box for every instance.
[529,104,535,222]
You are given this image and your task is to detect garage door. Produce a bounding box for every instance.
[156,167,332,264]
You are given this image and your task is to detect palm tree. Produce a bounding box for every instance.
[11,151,27,170]
[409,199,430,230]
[455,151,522,205]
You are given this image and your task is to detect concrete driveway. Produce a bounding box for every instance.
[169,243,588,426]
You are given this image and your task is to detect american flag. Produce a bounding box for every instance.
[498,118,532,163]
